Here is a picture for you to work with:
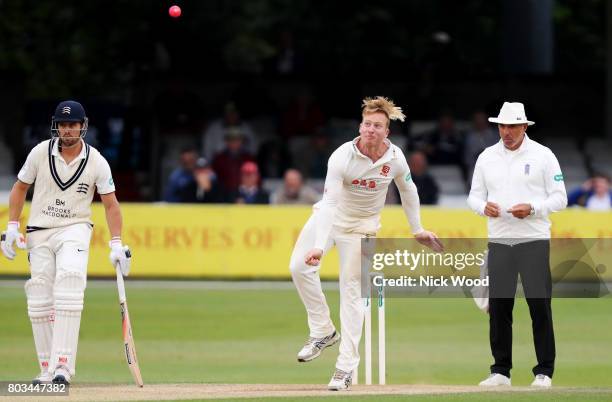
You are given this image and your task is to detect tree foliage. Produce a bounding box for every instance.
[0,0,604,97]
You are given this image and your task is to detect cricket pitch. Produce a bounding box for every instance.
[0,383,564,401]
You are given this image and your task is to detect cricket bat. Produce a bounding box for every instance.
[116,265,144,387]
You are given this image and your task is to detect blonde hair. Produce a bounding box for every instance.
[361,96,406,124]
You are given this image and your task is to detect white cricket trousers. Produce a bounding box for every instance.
[290,213,366,373]
[26,223,92,377]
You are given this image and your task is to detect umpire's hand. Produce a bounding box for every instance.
[484,202,501,217]
[507,203,532,219]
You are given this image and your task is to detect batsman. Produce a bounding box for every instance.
[1,100,131,385]
[290,97,443,390]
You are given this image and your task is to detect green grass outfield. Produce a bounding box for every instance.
[0,280,610,400]
[156,392,612,402]
[175,391,612,402]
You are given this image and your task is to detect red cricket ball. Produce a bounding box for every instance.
[169,5,181,18]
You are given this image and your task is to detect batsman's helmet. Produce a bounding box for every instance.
[51,100,89,139]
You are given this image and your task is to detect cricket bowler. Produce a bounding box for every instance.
[1,100,131,385]
[289,96,443,390]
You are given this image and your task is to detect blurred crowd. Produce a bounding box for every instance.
[162,100,610,211]
[4,94,608,211]
[164,148,322,205]
[568,173,611,211]
[162,102,501,206]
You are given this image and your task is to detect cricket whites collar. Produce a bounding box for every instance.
[351,137,396,166]
[496,133,533,155]
[48,138,91,191]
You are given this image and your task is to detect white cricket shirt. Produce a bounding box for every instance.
[313,137,423,249]
[18,139,115,231]
[467,134,567,240]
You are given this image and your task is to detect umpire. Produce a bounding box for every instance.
[468,102,567,388]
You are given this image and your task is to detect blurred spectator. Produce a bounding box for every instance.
[271,169,321,204]
[178,158,224,203]
[257,138,293,178]
[164,148,198,202]
[294,130,334,178]
[202,102,257,160]
[229,162,269,204]
[568,173,612,211]
[212,129,256,193]
[408,151,439,205]
[279,90,325,138]
[463,110,498,169]
[423,111,464,166]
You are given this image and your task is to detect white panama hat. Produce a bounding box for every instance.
[488,102,535,126]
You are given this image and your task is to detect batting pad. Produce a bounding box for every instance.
[50,271,85,376]
[25,278,54,372]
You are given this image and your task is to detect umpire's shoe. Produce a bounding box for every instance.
[479,373,511,386]
[297,331,340,362]
[531,374,552,388]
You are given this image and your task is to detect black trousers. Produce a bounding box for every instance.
[488,240,555,378]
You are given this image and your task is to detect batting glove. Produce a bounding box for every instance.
[1,221,26,260]
[109,238,131,276]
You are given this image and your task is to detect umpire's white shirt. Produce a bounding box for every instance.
[467,134,567,240]
[18,139,115,230]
